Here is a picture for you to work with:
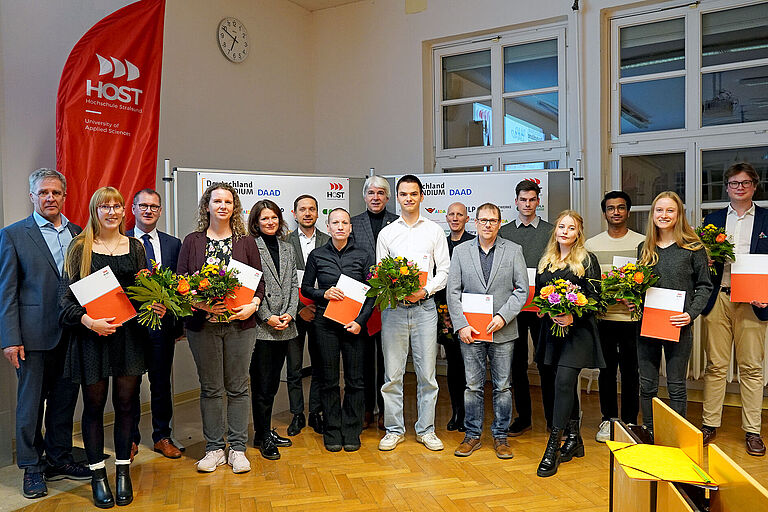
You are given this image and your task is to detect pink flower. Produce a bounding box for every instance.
[547,293,561,304]
[566,292,578,303]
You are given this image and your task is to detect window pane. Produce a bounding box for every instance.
[701,146,768,202]
[442,51,491,100]
[620,77,685,133]
[620,18,685,78]
[443,165,494,173]
[621,153,686,206]
[443,101,492,149]
[702,66,768,126]
[504,39,558,93]
[702,3,768,67]
[504,161,559,171]
[627,210,649,235]
[504,93,558,144]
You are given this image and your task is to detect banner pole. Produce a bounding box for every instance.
[163,159,171,234]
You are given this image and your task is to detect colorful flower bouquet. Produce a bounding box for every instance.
[125,261,193,330]
[695,224,735,274]
[366,256,422,310]
[186,263,241,322]
[533,279,600,337]
[599,262,659,321]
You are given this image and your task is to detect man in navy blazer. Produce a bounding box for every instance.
[0,169,89,499]
[700,162,768,457]
[128,188,183,460]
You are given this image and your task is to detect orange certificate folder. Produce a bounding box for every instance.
[296,270,314,306]
[522,268,539,312]
[324,274,371,326]
[224,259,263,310]
[69,265,136,325]
[408,253,430,288]
[462,293,493,342]
[640,287,685,342]
[730,254,768,303]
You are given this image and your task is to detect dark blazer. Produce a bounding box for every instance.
[350,210,398,259]
[701,205,768,321]
[176,231,266,331]
[286,227,330,270]
[253,236,299,341]
[0,215,82,351]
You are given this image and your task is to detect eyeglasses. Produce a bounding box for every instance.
[726,179,756,189]
[605,205,627,213]
[476,218,500,226]
[136,203,161,212]
[97,204,124,213]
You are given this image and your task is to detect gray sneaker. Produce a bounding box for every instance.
[595,420,610,443]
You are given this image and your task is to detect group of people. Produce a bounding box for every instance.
[0,164,765,507]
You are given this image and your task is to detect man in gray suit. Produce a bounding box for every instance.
[0,169,89,499]
[446,202,528,460]
[285,194,330,436]
[350,175,398,429]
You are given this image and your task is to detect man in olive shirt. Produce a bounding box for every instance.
[498,180,554,435]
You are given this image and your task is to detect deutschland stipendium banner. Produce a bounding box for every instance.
[56,0,165,227]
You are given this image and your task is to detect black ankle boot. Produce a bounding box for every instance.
[537,428,563,478]
[560,419,585,462]
[446,411,459,431]
[115,465,133,506]
[91,468,114,508]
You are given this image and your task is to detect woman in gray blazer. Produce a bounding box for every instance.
[248,200,299,461]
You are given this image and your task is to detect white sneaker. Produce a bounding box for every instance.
[228,449,251,474]
[196,449,226,472]
[416,432,444,451]
[378,433,405,451]
[596,420,611,443]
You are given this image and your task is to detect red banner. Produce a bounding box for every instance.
[56,0,165,227]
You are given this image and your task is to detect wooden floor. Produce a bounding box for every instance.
[14,375,768,511]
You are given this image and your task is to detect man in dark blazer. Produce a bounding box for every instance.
[0,169,88,499]
[286,194,330,436]
[350,176,398,429]
[128,188,183,459]
[700,162,768,456]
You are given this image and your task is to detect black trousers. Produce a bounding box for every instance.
[363,331,384,415]
[15,340,79,472]
[286,316,322,415]
[597,320,640,424]
[511,311,554,427]
[132,331,175,444]
[442,338,465,418]
[315,316,365,446]
[250,338,289,440]
[551,366,581,430]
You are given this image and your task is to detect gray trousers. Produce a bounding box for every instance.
[187,322,256,452]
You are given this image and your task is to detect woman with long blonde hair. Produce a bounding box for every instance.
[534,210,604,478]
[636,191,711,436]
[60,187,161,508]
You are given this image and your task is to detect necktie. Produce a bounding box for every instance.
[141,233,156,270]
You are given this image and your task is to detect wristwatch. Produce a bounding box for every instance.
[422,288,430,299]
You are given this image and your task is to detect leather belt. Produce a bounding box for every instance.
[398,298,430,307]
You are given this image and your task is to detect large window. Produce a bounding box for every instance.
[433,25,566,173]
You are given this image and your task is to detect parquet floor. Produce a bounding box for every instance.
[11,375,768,511]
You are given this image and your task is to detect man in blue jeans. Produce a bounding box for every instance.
[445,203,528,459]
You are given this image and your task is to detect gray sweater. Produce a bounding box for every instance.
[499,219,554,268]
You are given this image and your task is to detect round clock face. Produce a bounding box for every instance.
[217,17,248,63]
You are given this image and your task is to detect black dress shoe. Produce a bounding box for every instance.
[90,468,114,509]
[259,435,280,460]
[446,413,459,431]
[270,428,293,447]
[308,412,325,434]
[287,413,306,436]
[115,465,133,506]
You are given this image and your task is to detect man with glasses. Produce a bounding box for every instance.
[0,169,88,498]
[446,203,528,459]
[585,191,646,441]
[128,189,183,459]
[700,162,768,456]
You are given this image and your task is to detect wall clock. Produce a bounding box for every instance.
[218,17,248,63]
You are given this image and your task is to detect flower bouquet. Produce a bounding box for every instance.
[366,256,422,310]
[533,279,600,337]
[186,263,241,322]
[599,262,659,321]
[695,224,735,274]
[437,303,455,342]
[125,261,194,330]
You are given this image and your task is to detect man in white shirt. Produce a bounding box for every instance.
[376,175,450,452]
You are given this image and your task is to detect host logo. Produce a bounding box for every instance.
[86,54,143,105]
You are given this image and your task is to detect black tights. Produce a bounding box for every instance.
[82,376,141,464]
[551,366,581,430]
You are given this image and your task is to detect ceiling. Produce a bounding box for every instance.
[288,0,363,12]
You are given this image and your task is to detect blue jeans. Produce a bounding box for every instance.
[381,299,438,436]
[637,332,693,429]
[460,340,513,438]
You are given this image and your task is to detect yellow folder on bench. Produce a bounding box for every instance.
[606,441,717,489]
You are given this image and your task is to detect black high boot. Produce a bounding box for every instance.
[91,468,114,509]
[115,465,133,506]
[560,419,585,462]
[537,428,563,477]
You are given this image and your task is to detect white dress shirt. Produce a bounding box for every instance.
[376,214,450,296]
[298,227,317,265]
[722,202,755,287]
[133,226,162,267]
